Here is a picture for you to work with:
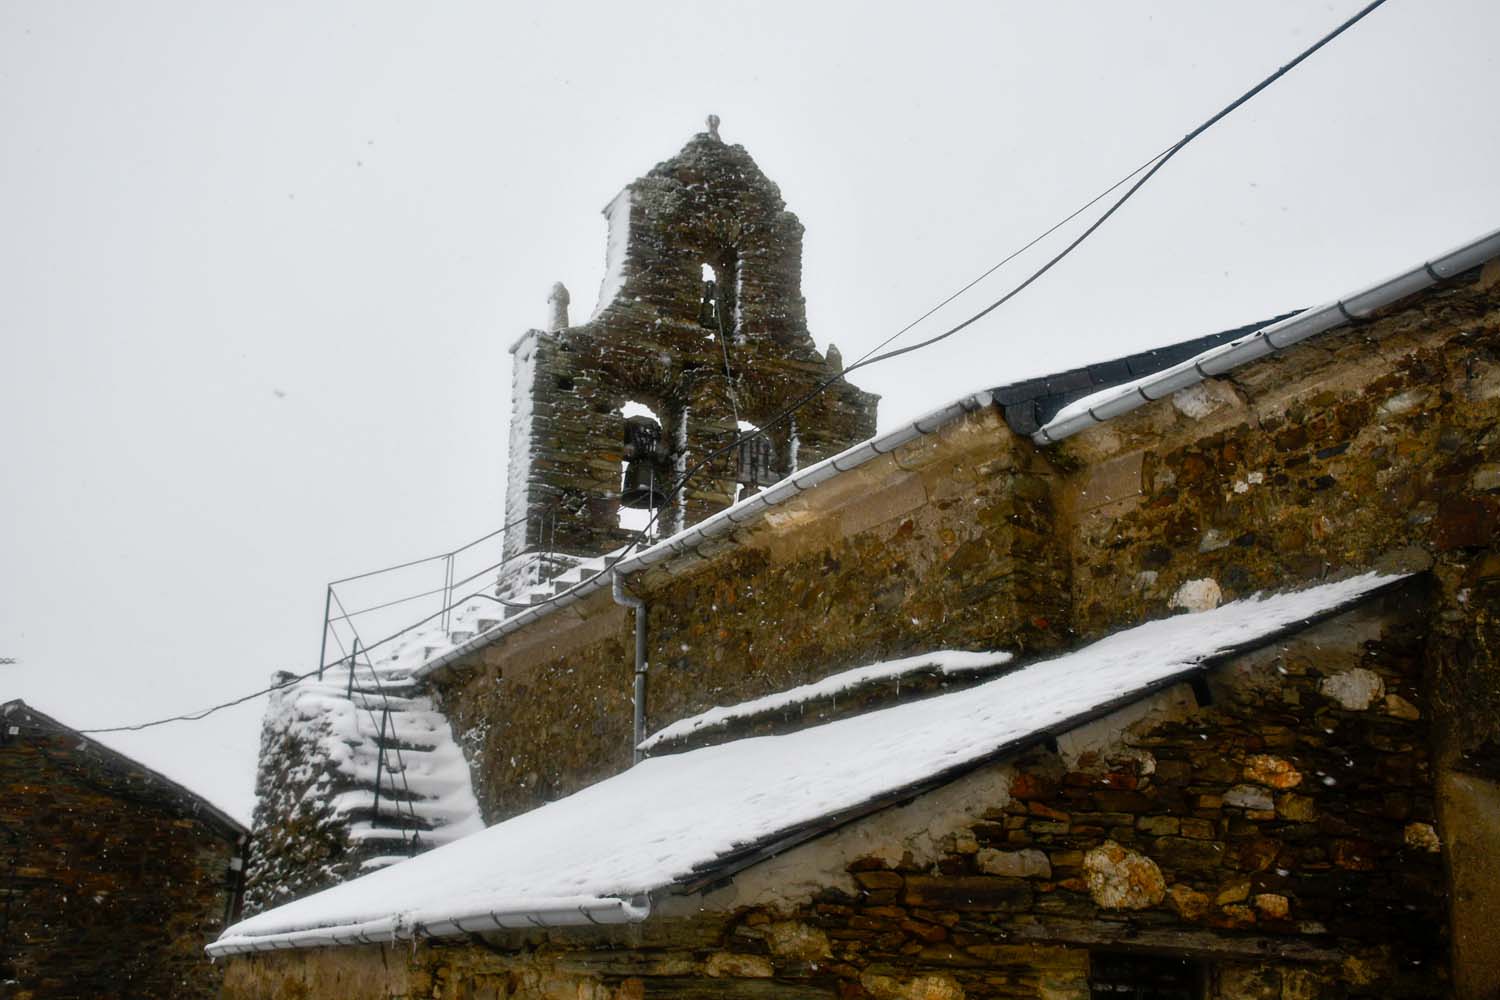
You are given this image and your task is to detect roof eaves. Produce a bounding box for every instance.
[990,313,1299,437]
[1033,225,1500,445]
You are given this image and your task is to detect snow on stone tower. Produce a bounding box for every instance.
[501,121,879,587]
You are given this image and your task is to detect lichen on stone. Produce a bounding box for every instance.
[1083,840,1165,910]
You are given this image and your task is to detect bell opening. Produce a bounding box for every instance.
[733,420,777,503]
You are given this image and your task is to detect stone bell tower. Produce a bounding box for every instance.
[501,120,878,579]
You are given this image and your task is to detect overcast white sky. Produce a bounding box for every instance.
[3,1,1498,822]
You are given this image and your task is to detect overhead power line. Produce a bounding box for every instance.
[76,0,1390,734]
[77,668,321,734]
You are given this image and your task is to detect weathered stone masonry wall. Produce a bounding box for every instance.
[1053,265,1500,996]
[1,714,243,999]
[225,592,1445,999]
[437,408,1070,822]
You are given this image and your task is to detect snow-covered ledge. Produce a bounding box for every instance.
[638,650,1014,753]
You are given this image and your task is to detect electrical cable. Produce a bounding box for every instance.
[509,0,1394,610]
[69,0,1391,734]
[840,0,1391,374]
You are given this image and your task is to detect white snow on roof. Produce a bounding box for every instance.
[639,649,1013,752]
[211,571,1400,956]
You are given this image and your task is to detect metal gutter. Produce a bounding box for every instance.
[1033,225,1500,445]
[414,390,996,680]
[206,895,651,957]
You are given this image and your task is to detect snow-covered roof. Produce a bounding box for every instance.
[210,571,1401,956]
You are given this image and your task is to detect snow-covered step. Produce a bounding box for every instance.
[256,647,487,890]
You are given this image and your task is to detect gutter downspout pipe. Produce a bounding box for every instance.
[612,573,648,762]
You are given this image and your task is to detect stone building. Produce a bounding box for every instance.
[0,698,247,999]
[226,124,1500,998]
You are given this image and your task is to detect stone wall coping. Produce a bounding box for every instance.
[1036,223,1500,443]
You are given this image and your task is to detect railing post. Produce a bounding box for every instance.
[347,638,359,700]
[373,706,386,829]
[318,586,332,680]
[440,554,454,633]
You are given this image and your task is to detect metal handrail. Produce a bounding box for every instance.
[316,500,568,679]
[325,512,531,587]
[327,584,454,624]
[299,491,648,862]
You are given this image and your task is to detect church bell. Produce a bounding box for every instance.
[620,415,670,510]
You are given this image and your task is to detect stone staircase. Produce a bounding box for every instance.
[272,651,485,875]
[247,549,629,907]
[285,551,626,868]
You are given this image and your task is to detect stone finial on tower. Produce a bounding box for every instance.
[547,282,571,332]
[705,114,721,142]
[825,342,844,373]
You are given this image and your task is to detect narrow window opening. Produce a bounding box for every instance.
[1088,952,1202,999]
[698,252,739,341]
[668,405,689,537]
[699,263,720,334]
